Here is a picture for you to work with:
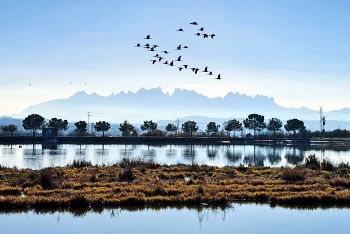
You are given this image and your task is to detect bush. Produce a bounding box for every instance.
[67,160,92,168]
[89,173,99,182]
[281,168,306,182]
[119,167,135,181]
[305,154,320,170]
[40,169,55,190]
[321,159,334,172]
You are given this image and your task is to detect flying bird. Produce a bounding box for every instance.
[210,34,216,39]
[177,67,183,71]
[152,45,159,48]
[183,65,188,69]
[163,60,168,65]
[149,47,156,51]
[202,66,208,72]
[198,27,205,31]
[144,35,152,39]
[195,33,201,36]
[194,68,199,74]
[176,45,181,50]
[169,61,174,66]
[153,54,159,57]
[183,46,188,49]
[208,71,213,75]
[150,60,157,64]
[177,28,184,32]
[135,43,141,47]
[162,51,170,54]
[202,34,209,38]
[190,22,198,25]
[215,74,221,80]
[29,84,31,86]
[176,56,182,62]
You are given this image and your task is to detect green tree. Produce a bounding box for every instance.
[243,113,266,138]
[140,120,158,137]
[1,124,18,137]
[165,123,177,136]
[181,121,198,138]
[74,121,87,136]
[47,118,69,133]
[119,120,135,137]
[224,119,243,137]
[94,121,111,137]
[22,114,46,137]
[205,122,220,137]
[266,118,283,138]
[284,118,306,138]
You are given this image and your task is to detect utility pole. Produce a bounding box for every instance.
[319,107,326,138]
[87,112,91,135]
[173,118,183,136]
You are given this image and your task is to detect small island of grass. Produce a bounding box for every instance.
[0,155,350,209]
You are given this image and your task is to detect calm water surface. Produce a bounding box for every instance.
[1,144,350,169]
[0,204,349,234]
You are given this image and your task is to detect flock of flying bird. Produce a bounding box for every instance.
[135,21,222,80]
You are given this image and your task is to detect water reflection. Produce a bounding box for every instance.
[141,145,156,158]
[166,145,177,157]
[2,146,16,155]
[224,146,242,164]
[266,146,282,165]
[243,146,266,167]
[1,144,350,169]
[182,145,197,162]
[119,144,137,158]
[285,147,305,165]
[206,145,219,159]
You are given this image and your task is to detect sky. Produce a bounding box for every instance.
[1,0,350,116]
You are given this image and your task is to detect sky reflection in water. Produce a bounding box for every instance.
[0,204,349,234]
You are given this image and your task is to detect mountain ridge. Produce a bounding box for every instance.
[11,87,350,124]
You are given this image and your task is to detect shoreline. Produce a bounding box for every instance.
[1,158,350,209]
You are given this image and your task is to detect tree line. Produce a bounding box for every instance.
[0,113,347,139]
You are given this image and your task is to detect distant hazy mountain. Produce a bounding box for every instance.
[11,88,350,129]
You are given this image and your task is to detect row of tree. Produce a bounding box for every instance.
[0,113,309,138]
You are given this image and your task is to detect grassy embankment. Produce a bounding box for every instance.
[1,155,350,209]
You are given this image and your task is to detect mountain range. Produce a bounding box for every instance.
[8,87,350,131]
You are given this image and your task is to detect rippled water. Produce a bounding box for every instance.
[1,144,350,169]
[0,204,349,234]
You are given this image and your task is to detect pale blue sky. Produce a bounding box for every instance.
[1,0,350,115]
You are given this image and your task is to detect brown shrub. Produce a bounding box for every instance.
[281,168,306,182]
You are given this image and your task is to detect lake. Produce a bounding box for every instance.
[1,144,350,169]
[0,203,349,234]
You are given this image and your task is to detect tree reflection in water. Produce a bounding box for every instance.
[266,146,282,165]
[2,145,16,155]
[23,144,44,169]
[243,145,266,167]
[119,144,137,158]
[224,146,242,165]
[141,145,156,158]
[206,145,219,159]
[166,145,177,157]
[285,147,305,165]
[182,145,197,163]
[74,144,88,161]
[94,145,110,165]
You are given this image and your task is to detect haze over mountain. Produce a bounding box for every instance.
[10,87,350,131]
